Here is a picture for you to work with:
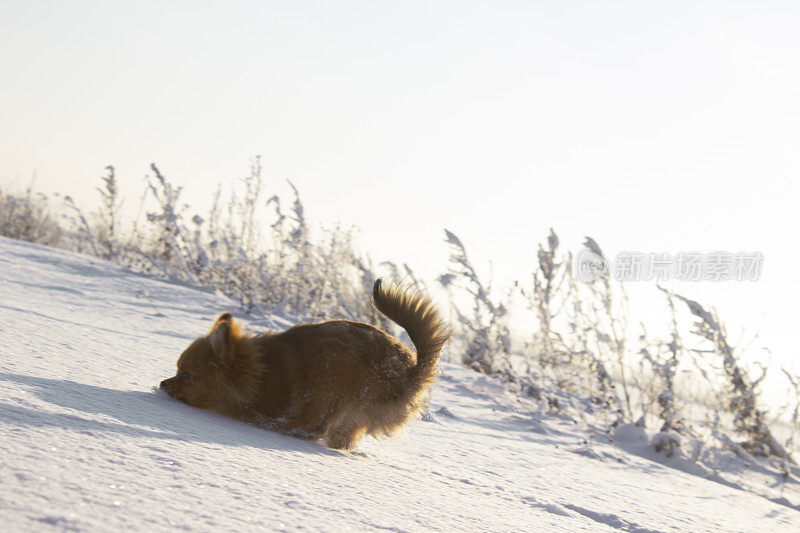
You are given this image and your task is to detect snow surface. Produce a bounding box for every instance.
[1,236,798,532]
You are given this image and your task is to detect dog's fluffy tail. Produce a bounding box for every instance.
[372,279,450,391]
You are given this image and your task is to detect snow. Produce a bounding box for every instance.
[1,236,798,532]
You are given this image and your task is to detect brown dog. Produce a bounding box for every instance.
[160,279,450,449]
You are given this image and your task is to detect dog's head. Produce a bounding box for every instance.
[160,312,242,410]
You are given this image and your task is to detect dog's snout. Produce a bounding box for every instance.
[160,377,175,390]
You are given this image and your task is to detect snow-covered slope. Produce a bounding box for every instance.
[1,236,797,532]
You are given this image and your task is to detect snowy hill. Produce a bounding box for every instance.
[1,236,798,532]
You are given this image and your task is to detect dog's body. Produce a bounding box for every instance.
[160,280,449,449]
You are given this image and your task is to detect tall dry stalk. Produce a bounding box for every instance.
[675,294,791,460]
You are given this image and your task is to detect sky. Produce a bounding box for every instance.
[1,1,798,376]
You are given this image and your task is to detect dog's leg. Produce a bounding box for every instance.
[324,414,367,450]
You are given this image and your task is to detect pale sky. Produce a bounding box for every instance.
[2,1,799,376]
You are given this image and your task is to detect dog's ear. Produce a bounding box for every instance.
[210,312,233,332]
[209,313,235,362]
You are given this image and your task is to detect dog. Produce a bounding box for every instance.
[160,279,450,449]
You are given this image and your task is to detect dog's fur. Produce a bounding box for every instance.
[160,279,450,449]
